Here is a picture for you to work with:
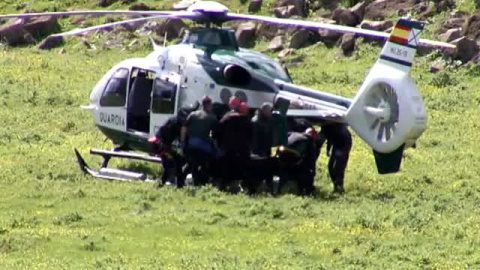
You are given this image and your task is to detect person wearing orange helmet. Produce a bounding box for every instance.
[214,98,253,190]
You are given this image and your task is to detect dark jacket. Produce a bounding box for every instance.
[320,123,352,154]
[215,110,253,153]
[156,116,181,146]
[251,113,274,157]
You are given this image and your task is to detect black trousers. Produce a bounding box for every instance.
[219,150,250,188]
[279,161,315,195]
[328,147,350,187]
[160,151,186,188]
[186,148,213,186]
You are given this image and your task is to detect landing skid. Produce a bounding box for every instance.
[74,148,162,182]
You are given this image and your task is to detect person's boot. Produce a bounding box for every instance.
[333,184,345,194]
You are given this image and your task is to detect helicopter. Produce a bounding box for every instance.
[0,1,455,182]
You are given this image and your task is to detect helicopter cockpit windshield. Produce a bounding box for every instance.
[183,28,238,51]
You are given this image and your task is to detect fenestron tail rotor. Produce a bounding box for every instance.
[365,83,399,143]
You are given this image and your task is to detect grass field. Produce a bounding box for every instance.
[2,0,480,269]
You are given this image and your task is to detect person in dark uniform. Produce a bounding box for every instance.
[149,106,196,188]
[214,100,253,190]
[184,96,217,186]
[320,123,352,194]
[278,127,320,195]
[245,102,275,194]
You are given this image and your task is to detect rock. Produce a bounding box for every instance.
[23,32,36,44]
[289,28,310,49]
[462,13,480,42]
[249,0,263,13]
[454,37,479,63]
[438,17,466,34]
[59,48,66,54]
[172,0,196,10]
[278,48,294,58]
[275,0,306,17]
[339,33,356,56]
[365,0,420,21]
[71,15,86,25]
[235,23,256,47]
[349,1,366,23]
[257,23,281,39]
[82,38,94,50]
[430,59,445,73]
[129,3,153,10]
[23,16,60,37]
[439,28,461,43]
[359,20,393,31]
[157,18,187,39]
[0,19,30,45]
[273,5,299,18]
[98,0,117,7]
[332,7,359,26]
[138,20,162,35]
[268,35,285,51]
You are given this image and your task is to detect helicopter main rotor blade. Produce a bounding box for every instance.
[227,13,456,49]
[49,13,194,37]
[0,10,180,19]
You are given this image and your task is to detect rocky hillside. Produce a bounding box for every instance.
[1,0,480,70]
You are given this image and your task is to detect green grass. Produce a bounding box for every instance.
[2,0,480,269]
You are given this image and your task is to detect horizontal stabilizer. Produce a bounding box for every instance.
[373,144,405,174]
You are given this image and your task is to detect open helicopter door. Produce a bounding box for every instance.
[149,77,179,137]
[126,68,155,135]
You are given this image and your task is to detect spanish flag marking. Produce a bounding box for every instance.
[389,24,412,45]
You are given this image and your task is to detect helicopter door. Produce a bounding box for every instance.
[97,68,129,133]
[126,68,155,134]
[150,78,178,137]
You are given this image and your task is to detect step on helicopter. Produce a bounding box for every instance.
[0,1,455,181]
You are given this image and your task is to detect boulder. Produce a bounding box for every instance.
[359,20,393,31]
[339,33,356,56]
[462,13,480,42]
[269,35,285,51]
[439,28,461,43]
[275,0,306,17]
[257,23,281,39]
[23,16,60,37]
[129,3,153,10]
[365,0,421,20]
[71,15,86,25]
[37,35,63,50]
[332,7,359,26]
[235,23,256,47]
[249,0,263,13]
[273,5,299,18]
[289,28,310,49]
[278,48,294,58]
[98,0,117,7]
[0,19,31,45]
[453,37,479,63]
[157,19,187,40]
[349,1,366,23]
[430,59,445,73]
[172,0,196,10]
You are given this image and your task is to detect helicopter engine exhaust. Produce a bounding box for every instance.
[223,64,251,86]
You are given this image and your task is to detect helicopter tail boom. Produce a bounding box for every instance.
[345,18,427,173]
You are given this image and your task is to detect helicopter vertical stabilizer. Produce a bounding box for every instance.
[149,36,162,51]
[345,18,428,174]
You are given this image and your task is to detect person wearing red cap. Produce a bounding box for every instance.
[214,99,253,190]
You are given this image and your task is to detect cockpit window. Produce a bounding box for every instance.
[100,68,129,107]
[184,29,238,50]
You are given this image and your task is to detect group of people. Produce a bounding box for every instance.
[149,95,352,195]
